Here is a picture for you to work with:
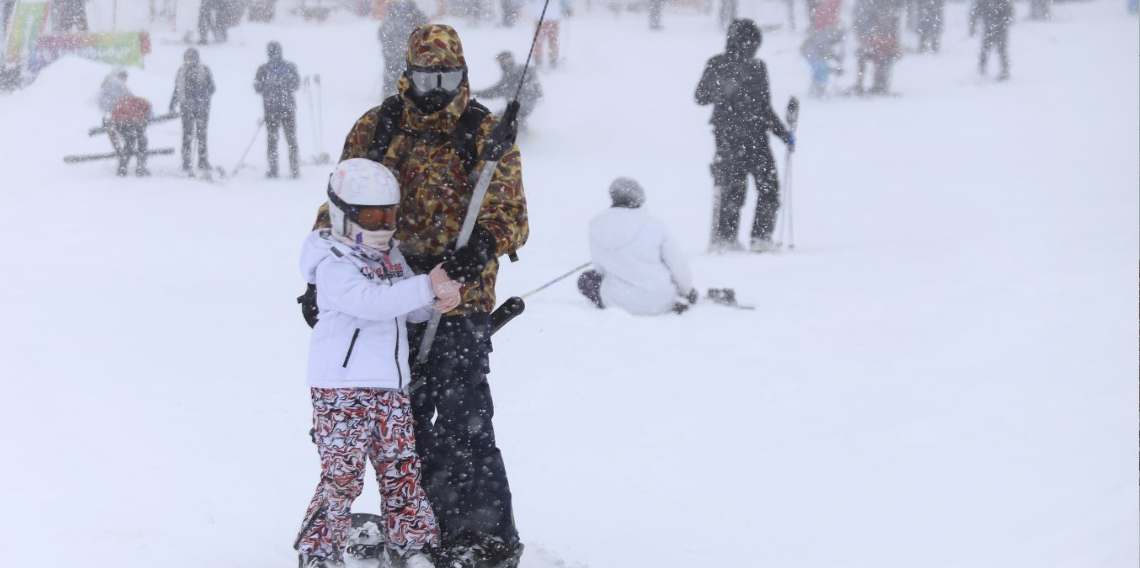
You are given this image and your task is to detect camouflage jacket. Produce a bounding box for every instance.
[317,89,529,315]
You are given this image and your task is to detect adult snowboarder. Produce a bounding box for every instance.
[695,19,794,253]
[378,0,428,99]
[319,24,528,568]
[970,0,1013,80]
[255,41,301,178]
[110,94,153,177]
[472,51,542,134]
[170,48,216,175]
[577,177,698,315]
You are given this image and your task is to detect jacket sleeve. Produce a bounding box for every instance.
[341,106,384,161]
[169,67,182,110]
[475,118,529,258]
[253,65,265,94]
[694,59,720,106]
[756,62,789,140]
[316,261,435,321]
[288,63,301,92]
[659,224,693,294]
[206,67,216,97]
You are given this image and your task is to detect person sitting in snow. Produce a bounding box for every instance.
[578,177,699,315]
[295,158,460,568]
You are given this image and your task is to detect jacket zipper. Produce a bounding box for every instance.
[394,321,403,388]
[342,328,360,368]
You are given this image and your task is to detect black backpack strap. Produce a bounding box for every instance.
[369,97,490,175]
[366,95,405,163]
[453,100,491,175]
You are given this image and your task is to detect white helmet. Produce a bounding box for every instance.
[327,158,400,238]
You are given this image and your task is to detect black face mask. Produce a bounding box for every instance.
[408,88,456,114]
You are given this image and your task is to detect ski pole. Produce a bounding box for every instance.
[520,261,592,299]
[232,118,264,176]
[413,0,550,369]
[782,96,799,251]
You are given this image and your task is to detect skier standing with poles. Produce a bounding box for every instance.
[254,40,300,178]
[308,23,529,568]
[170,48,215,177]
[695,19,795,253]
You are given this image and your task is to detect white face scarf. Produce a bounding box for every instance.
[355,228,395,252]
[330,226,394,260]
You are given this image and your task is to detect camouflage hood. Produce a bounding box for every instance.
[398,24,470,133]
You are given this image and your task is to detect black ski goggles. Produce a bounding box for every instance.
[407,66,467,95]
[327,185,397,231]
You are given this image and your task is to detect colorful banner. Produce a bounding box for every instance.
[31,31,152,72]
[5,2,49,64]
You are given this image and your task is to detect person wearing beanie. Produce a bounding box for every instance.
[170,48,215,176]
[578,177,698,315]
[695,19,795,253]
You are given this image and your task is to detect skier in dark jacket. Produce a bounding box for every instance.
[695,19,794,253]
[970,0,1013,80]
[378,0,428,98]
[254,41,301,178]
[170,48,216,175]
[472,51,542,133]
[52,0,88,32]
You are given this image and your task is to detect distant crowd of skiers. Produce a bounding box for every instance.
[97,41,302,179]
[799,0,1021,97]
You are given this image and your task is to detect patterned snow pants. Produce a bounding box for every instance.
[295,388,438,561]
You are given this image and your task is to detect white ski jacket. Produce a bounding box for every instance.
[588,207,693,315]
[299,230,435,389]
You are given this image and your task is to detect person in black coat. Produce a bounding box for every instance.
[970,0,1013,80]
[695,19,794,253]
[170,48,216,174]
[255,41,301,178]
[472,51,542,133]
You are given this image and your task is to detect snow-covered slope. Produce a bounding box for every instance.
[0,2,1136,567]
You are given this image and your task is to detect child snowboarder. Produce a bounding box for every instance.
[295,158,460,568]
[577,177,698,315]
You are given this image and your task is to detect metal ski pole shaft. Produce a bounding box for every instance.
[232,118,264,176]
[413,4,547,368]
[413,102,521,370]
[519,261,592,299]
[783,96,799,251]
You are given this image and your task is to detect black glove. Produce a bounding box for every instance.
[685,288,699,304]
[297,283,319,328]
[442,225,497,283]
[403,251,445,275]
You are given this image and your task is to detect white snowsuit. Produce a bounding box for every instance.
[588,207,693,315]
[299,229,435,390]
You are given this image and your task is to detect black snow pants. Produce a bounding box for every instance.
[407,314,519,548]
[197,0,227,43]
[711,132,781,246]
[266,109,299,178]
[181,112,209,171]
[980,26,1010,77]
